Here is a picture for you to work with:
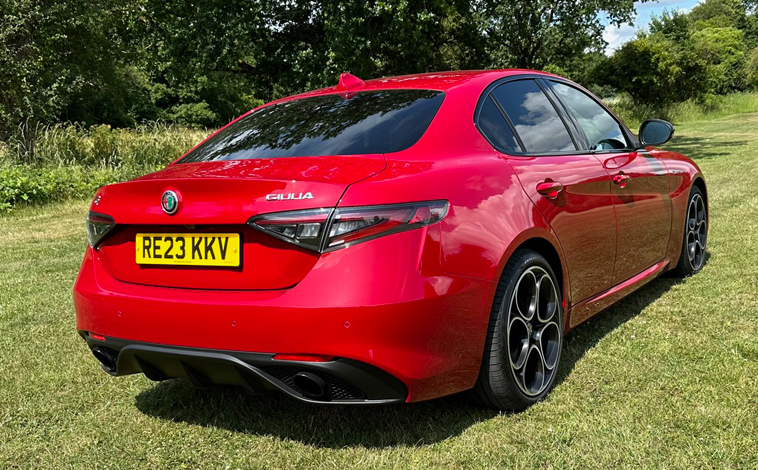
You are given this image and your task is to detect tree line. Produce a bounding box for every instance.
[1,0,756,140]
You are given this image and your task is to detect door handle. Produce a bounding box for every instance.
[612,172,631,189]
[536,180,563,199]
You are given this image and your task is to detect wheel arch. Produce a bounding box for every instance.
[692,176,708,218]
[516,238,564,303]
[493,232,570,330]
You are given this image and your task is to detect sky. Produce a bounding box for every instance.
[602,0,704,54]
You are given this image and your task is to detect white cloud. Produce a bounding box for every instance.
[603,23,639,55]
[602,0,702,55]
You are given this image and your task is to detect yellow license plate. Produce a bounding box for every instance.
[136,233,241,267]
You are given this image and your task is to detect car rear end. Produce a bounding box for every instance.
[73,86,491,403]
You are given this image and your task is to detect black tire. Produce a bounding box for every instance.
[670,185,707,278]
[469,249,563,411]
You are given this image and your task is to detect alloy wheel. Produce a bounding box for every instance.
[506,266,561,397]
[686,193,707,271]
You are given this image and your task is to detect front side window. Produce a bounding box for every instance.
[179,90,444,163]
[490,80,576,154]
[551,82,629,151]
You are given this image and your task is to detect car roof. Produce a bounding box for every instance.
[263,69,560,107]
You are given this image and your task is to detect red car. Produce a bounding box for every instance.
[74,70,708,410]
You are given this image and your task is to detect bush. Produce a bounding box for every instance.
[0,123,211,211]
[747,47,758,88]
[0,165,127,211]
[603,33,710,107]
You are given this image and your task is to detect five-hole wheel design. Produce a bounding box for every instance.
[686,192,707,271]
[506,266,561,397]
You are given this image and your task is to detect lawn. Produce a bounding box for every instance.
[2,114,758,469]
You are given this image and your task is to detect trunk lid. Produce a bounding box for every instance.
[94,156,385,290]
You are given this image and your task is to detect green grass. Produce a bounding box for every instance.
[2,113,758,469]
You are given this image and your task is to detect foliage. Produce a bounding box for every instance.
[747,47,758,87]
[0,0,653,136]
[480,0,647,69]
[597,0,758,107]
[0,123,208,211]
[692,26,748,93]
[607,90,758,129]
[603,33,710,107]
[0,165,123,211]
[0,0,154,139]
[1,0,757,142]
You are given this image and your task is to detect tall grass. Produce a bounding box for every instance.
[608,91,758,129]
[0,123,210,211]
[0,122,209,168]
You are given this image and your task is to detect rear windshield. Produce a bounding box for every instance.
[178,90,444,163]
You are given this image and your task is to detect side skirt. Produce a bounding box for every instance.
[567,259,670,329]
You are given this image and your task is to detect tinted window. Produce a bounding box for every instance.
[478,96,521,153]
[551,82,629,151]
[490,80,576,154]
[179,90,444,163]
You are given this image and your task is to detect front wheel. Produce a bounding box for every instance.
[670,186,707,277]
[469,249,563,411]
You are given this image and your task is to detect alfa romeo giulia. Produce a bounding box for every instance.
[74,70,708,410]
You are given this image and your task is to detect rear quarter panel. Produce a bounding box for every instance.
[340,83,569,317]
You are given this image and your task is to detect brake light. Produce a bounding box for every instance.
[249,200,448,253]
[86,211,116,248]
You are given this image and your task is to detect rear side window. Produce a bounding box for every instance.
[179,90,444,163]
[490,80,576,154]
[477,96,522,153]
[550,82,630,151]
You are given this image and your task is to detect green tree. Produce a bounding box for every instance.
[481,0,649,69]
[603,33,709,106]
[689,0,748,29]
[692,26,748,93]
[649,10,691,43]
[0,0,156,139]
[745,46,758,88]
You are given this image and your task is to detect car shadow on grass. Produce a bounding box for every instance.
[554,274,688,389]
[134,265,702,448]
[664,136,746,160]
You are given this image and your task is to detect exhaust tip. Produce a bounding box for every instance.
[293,371,329,400]
[92,347,117,373]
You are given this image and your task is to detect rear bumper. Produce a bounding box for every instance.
[82,335,407,404]
[74,227,495,402]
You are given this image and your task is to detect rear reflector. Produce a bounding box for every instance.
[89,333,106,341]
[272,353,336,362]
[249,200,448,253]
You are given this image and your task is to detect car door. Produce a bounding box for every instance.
[547,80,672,284]
[478,78,617,304]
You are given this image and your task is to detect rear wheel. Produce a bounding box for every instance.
[670,186,707,277]
[469,249,563,411]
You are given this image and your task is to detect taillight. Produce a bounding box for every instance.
[248,208,331,252]
[249,200,448,253]
[86,211,116,248]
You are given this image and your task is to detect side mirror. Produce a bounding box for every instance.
[639,119,674,147]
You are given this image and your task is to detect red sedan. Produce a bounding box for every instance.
[74,70,707,410]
